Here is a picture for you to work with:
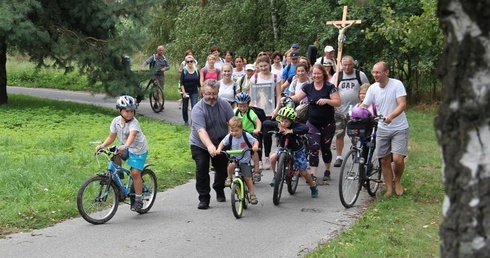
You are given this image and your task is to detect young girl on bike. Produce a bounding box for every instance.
[216,117,260,205]
[263,107,318,198]
[95,95,149,212]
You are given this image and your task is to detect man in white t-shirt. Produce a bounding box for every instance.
[316,45,337,72]
[362,61,409,196]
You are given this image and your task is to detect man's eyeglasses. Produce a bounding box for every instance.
[203,92,218,96]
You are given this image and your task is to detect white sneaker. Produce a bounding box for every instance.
[264,157,271,170]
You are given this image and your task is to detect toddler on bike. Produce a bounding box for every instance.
[95,95,149,211]
[234,92,262,181]
[263,107,318,198]
[216,117,260,205]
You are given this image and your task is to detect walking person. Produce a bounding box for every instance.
[330,56,370,169]
[190,79,234,209]
[218,63,237,107]
[180,55,201,126]
[232,56,246,82]
[200,55,221,87]
[288,64,341,183]
[361,61,409,196]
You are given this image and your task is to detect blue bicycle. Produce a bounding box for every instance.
[77,146,157,224]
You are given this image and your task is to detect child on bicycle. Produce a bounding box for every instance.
[95,95,149,212]
[216,117,260,205]
[263,106,318,198]
[234,92,262,182]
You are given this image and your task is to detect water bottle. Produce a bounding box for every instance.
[348,105,353,117]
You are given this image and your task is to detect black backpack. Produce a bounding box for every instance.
[225,131,252,150]
[337,69,362,87]
[235,106,266,128]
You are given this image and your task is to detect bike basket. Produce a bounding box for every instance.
[347,118,373,137]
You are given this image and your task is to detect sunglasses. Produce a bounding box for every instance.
[186,60,194,63]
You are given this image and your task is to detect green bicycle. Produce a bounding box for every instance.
[222,149,256,219]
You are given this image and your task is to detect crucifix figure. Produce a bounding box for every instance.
[326,6,361,86]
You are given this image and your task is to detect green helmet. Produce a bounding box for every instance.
[276,106,297,121]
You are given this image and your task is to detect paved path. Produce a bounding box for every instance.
[2,86,372,257]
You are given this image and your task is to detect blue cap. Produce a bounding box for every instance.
[291,43,300,49]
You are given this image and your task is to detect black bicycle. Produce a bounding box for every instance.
[338,115,384,208]
[135,72,165,113]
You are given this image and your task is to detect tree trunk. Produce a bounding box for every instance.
[436,1,490,257]
[0,36,7,105]
[270,0,279,40]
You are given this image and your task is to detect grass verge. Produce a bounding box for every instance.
[0,95,194,236]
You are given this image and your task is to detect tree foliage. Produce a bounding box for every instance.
[0,0,158,104]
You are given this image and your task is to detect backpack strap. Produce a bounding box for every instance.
[355,69,362,86]
[238,74,246,92]
[246,108,256,128]
[227,131,252,149]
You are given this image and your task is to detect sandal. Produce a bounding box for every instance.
[224,177,232,187]
[253,170,262,182]
[250,194,258,205]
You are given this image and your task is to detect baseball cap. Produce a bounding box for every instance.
[291,43,300,49]
[324,45,335,52]
[245,64,255,70]
[290,51,300,59]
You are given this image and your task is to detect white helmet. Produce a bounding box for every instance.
[116,95,137,110]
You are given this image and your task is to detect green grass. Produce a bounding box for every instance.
[0,95,193,235]
[308,105,442,257]
[6,58,182,100]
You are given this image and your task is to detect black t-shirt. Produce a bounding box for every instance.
[301,81,337,126]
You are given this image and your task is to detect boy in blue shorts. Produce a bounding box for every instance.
[263,107,318,198]
[95,95,149,211]
[216,117,259,204]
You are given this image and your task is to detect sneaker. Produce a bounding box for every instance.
[310,186,319,198]
[323,170,331,181]
[264,157,271,170]
[131,200,143,212]
[270,177,276,187]
[334,158,343,167]
[224,177,232,187]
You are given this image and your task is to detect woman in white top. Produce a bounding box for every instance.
[270,51,284,79]
[249,55,282,171]
[288,63,311,103]
[218,63,237,107]
[232,56,246,81]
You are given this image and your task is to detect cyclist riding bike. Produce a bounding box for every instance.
[263,106,318,197]
[95,95,149,211]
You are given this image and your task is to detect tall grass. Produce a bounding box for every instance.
[0,95,193,235]
[6,58,182,100]
[309,105,442,257]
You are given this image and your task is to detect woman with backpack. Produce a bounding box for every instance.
[218,63,237,107]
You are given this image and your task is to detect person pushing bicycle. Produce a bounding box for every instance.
[216,117,260,205]
[263,107,318,198]
[95,95,149,212]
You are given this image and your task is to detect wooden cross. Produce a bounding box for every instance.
[326,6,362,86]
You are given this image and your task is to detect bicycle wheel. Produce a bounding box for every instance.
[286,161,299,194]
[149,81,165,113]
[77,175,119,224]
[136,169,158,214]
[338,150,362,208]
[273,152,287,205]
[231,180,244,219]
[367,157,382,196]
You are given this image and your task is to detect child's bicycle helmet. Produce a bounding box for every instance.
[235,92,251,104]
[116,95,137,110]
[351,106,371,119]
[276,106,297,121]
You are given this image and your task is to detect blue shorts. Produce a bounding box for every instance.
[123,149,148,171]
[274,148,307,171]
